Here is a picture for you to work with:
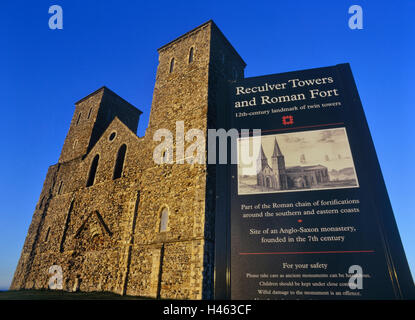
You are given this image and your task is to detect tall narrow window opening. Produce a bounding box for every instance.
[113,144,127,179]
[57,181,63,195]
[233,68,238,80]
[159,207,169,232]
[76,112,82,125]
[169,58,175,73]
[188,47,194,63]
[86,154,99,187]
[39,196,45,209]
[45,227,51,242]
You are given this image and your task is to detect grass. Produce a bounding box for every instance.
[0,289,152,300]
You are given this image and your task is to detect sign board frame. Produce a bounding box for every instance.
[214,63,414,300]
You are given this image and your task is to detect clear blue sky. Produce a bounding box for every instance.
[0,1,414,290]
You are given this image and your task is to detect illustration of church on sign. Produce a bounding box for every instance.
[257,138,330,190]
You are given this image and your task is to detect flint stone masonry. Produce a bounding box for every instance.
[11,20,246,299]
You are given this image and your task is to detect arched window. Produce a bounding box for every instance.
[38,196,45,209]
[86,154,99,187]
[109,131,116,141]
[233,68,238,80]
[76,112,82,125]
[159,207,169,232]
[106,108,112,122]
[113,144,127,179]
[188,47,194,63]
[169,58,175,73]
[45,227,51,242]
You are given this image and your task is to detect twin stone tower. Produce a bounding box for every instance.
[10,21,246,299]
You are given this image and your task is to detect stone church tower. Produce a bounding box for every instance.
[10,20,246,299]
